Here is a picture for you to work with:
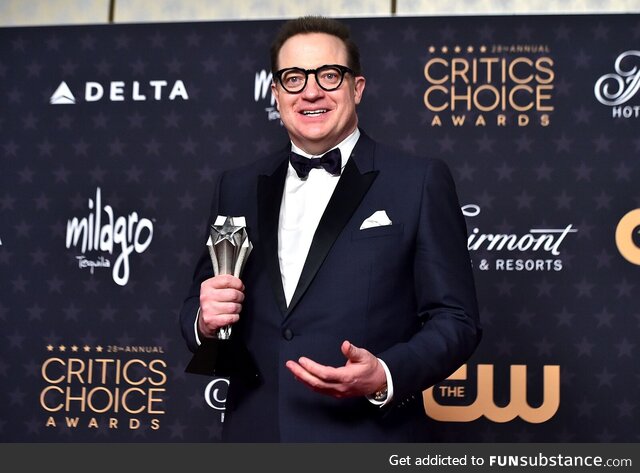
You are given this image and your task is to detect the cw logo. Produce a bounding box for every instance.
[616,209,640,265]
[423,364,560,423]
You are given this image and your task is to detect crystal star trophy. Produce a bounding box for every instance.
[186,216,260,386]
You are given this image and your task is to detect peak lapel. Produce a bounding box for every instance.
[285,133,379,316]
[257,154,289,316]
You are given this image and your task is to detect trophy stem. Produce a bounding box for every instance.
[218,325,232,340]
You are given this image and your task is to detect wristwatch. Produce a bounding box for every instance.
[372,384,388,402]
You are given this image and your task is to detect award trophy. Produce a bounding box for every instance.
[185,216,260,388]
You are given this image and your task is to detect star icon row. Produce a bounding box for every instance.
[45,344,105,353]
[428,45,487,54]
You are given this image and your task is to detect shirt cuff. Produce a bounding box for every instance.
[194,307,202,346]
[366,358,394,407]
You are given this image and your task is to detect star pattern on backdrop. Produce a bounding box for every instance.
[0,13,638,444]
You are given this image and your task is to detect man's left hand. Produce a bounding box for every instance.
[286,340,386,398]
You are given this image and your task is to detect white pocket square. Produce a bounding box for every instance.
[359,210,392,230]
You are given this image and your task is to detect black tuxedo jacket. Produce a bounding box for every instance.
[180,131,481,442]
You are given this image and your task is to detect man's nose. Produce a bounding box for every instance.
[302,73,323,98]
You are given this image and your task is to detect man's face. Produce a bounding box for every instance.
[272,32,366,155]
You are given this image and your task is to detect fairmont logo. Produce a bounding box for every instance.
[65,188,154,286]
[462,204,577,272]
[594,50,640,118]
[50,79,189,104]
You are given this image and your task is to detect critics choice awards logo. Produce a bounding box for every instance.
[65,187,154,286]
[40,343,167,431]
[423,44,554,127]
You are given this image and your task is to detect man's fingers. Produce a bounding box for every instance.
[286,360,327,389]
[342,340,365,362]
[200,288,244,308]
[202,301,242,315]
[214,288,244,302]
[298,357,345,383]
[217,313,240,325]
[202,274,244,290]
[202,313,240,327]
[288,359,332,384]
[287,360,356,398]
[199,313,240,336]
[200,286,245,302]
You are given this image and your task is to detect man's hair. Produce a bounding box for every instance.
[270,16,362,75]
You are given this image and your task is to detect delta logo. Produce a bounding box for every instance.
[50,79,189,104]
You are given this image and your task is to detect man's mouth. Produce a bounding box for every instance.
[301,109,328,116]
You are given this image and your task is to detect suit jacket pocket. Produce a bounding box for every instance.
[351,223,404,240]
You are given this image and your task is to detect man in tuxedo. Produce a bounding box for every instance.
[180,16,481,442]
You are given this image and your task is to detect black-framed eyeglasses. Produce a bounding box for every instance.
[273,64,355,94]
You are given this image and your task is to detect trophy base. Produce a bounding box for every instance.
[185,337,261,388]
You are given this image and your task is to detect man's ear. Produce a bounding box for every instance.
[353,76,366,105]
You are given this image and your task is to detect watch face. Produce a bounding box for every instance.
[374,387,388,401]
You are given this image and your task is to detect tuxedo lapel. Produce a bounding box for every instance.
[285,133,379,316]
[257,152,289,316]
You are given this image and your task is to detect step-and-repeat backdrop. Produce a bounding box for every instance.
[1,14,638,442]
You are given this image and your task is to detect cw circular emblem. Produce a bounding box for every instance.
[615,209,640,265]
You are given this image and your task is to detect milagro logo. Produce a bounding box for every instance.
[594,50,640,118]
[254,69,280,122]
[462,204,577,271]
[65,188,154,286]
[50,79,188,104]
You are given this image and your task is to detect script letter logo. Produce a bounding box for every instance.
[254,69,275,104]
[594,50,640,106]
[65,188,154,286]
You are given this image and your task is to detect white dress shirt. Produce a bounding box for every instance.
[278,128,360,305]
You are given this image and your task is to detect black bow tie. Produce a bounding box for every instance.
[290,148,342,179]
